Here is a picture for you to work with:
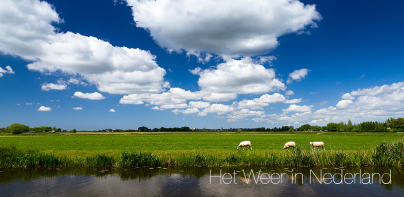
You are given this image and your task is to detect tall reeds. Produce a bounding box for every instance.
[1,141,403,168]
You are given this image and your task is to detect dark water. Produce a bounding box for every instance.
[0,166,403,196]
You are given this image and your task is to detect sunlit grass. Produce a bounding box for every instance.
[0,132,402,152]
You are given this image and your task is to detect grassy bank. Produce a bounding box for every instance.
[1,141,403,168]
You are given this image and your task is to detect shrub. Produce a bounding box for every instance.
[9,123,29,134]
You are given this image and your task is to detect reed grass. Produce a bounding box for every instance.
[0,140,403,168]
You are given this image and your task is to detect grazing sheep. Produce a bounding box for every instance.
[237,141,252,150]
[283,141,296,150]
[310,142,325,150]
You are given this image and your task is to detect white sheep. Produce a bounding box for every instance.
[283,141,296,150]
[310,142,325,150]
[237,141,252,150]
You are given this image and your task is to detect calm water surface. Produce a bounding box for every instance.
[0,166,403,196]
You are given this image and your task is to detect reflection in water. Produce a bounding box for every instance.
[0,167,403,196]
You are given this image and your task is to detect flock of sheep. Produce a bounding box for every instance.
[237,141,325,150]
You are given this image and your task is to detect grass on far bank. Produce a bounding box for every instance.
[0,132,402,153]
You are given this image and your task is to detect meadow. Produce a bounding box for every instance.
[0,132,402,152]
[0,132,403,168]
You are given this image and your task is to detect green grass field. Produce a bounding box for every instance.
[1,132,403,168]
[0,132,402,153]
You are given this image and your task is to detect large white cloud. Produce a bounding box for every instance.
[196,58,286,94]
[73,92,105,100]
[121,58,285,107]
[276,82,404,125]
[126,0,321,56]
[350,82,404,97]
[0,66,14,77]
[0,0,167,94]
[120,88,201,105]
[236,93,287,109]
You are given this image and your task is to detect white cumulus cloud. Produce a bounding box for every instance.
[109,109,115,112]
[38,106,51,111]
[336,100,353,109]
[0,66,14,77]
[197,58,285,95]
[73,92,105,100]
[341,93,355,100]
[287,68,309,84]
[0,0,167,95]
[189,101,210,108]
[41,83,67,91]
[203,104,235,115]
[126,0,321,57]
[72,107,83,110]
[283,104,312,114]
[285,90,295,96]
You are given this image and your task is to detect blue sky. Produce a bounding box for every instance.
[1,0,403,130]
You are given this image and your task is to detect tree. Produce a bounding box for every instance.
[71,129,77,133]
[337,122,345,132]
[138,126,149,132]
[9,123,29,134]
[327,122,337,131]
[298,124,312,131]
[312,125,322,131]
[288,128,294,134]
[348,120,352,126]
[181,126,191,131]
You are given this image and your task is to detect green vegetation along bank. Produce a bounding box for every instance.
[0,132,403,168]
[1,141,403,168]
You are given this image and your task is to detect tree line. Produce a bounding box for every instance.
[1,117,403,134]
[297,117,404,132]
[0,123,76,134]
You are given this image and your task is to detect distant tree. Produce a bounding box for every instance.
[138,126,149,132]
[9,123,29,134]
[312,125,322,131]
[347,124,354,132]
[298,124,312,131]
[348,120,352,126]
[71,129,77,133]
[386,117,396,130]
[337,122,345,132]
[153,128,159,132]
[327,122,337,131]
[288,128,294,134]
[181,126,191,131]
[395,118,404,130]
